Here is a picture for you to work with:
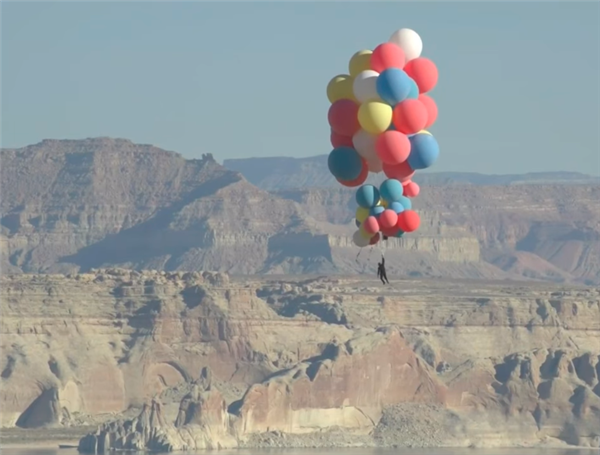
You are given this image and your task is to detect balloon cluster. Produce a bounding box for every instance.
[353,179,420,247]
[325,28,440,247]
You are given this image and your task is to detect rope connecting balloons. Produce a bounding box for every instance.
[325,28,440,247]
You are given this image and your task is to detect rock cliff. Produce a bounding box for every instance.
[1,271,599,450]
[2,138,598,283]
[276,185,600,284]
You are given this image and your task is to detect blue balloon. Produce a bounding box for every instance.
[379,179,404,203]
[407,77,419,100]
[370,205,385,217]
[398,195,412,210]
[355,218,361,228]
[328,147,363,181]
[408,134,440,170]
[389,201,405,214]
[355,184,380,209]
[395,229,405,238]
[376,69,412,106]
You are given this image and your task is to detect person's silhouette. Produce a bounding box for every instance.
[377,256,389,284]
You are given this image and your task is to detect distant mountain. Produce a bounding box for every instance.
[223,155,598,190]
[0,138,330,275]
[1,138,599,284]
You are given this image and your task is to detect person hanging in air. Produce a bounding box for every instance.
[377,256,389,285]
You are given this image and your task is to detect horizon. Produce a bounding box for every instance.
[3,135,597,179]
[2,2,599,175]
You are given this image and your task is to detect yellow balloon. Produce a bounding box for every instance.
[358,101,392,135]
[359,225,372,239]
[349,50,372,77]
[381,200,389,208]
[356,206,370,223]
[327,75,355,103]
[418,130,432,135]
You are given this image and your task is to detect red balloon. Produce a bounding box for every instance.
[328,99,360,136]
[392,99,428,135]
[403,181,420,198]
[375,130,411,165]
[381,227,400,237]
[404,58,438,93]
[331,130,354,148]
[379,209,399,230]
[370,43,406,73]
[396,210,421,233]
[337,158,368,187]
[383,160,415,182]
[418,94,438,129]
[369,233,380,245]
[363,216,380,235]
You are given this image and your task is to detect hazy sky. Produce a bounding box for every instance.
[2,1,599,175]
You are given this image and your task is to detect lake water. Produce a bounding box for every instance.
[3,448,599,455]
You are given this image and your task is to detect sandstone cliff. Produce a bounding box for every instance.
[276,185,600,285]
[1,271,599,450]
[2,138,598,283]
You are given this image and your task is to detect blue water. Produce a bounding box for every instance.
[3,448,599,455]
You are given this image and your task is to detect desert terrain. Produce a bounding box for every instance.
[1,270,599,451]
[1,138,599,452]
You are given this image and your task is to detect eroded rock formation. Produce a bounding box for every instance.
[1,270,599,451]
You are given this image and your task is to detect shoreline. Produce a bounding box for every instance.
[0,434,594,452]
[0,440,79,449]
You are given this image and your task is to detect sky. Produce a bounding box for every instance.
[2,1,599,175]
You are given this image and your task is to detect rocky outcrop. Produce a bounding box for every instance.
[2,271,599,450]
[78,387,237,453]
[231,328,445,435]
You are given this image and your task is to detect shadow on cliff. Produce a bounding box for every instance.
[59,171,242,271]
[259,230,337,274]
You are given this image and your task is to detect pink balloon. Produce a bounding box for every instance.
[375,131,411,165]
[328,99,360,136]
[403,181,420,198]
[383,160,415,182]
[337,158,369,187]
[379,209,399,230]
[363,216,380,235]
[404,58,438,94]
[418,94,438,129]
[330,130,354,148]
[392,99,428,135]
[370,43,406,73]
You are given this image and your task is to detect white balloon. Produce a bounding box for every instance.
[353,230,370,248]
[366,157,383,173]
[389,28,423,62]
[352,129,378,161]
[352,70,380,103]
